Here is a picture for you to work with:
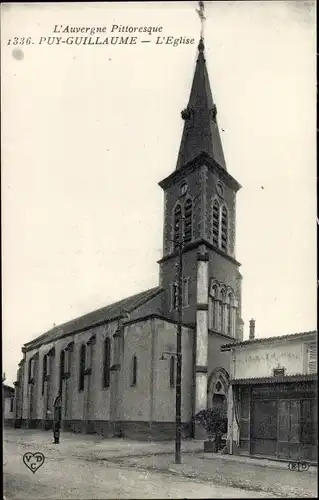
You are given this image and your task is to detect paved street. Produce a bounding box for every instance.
[3,428,316,499]
[112,451,317,498]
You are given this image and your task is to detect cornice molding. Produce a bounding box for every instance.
[158,238,241,267]
[159,152,241,192]
[123,313,195,330]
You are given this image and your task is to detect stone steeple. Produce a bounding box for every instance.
[176,38,227,171]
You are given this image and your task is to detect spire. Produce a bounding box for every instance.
[176,8,226,171]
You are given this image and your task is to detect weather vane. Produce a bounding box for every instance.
[196,1,206,40]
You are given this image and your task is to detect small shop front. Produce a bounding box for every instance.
[232,374,317,463]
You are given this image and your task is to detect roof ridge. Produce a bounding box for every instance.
[221,330,317,350]
[60,285,162,324]
[23,286,163,350]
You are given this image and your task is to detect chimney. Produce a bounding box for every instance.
[249,319,255,340]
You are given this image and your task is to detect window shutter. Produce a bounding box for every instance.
[308,342,317,374]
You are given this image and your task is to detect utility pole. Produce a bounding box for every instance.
[175,235,183,464]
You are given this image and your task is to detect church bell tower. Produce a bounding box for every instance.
[157,35,244,415]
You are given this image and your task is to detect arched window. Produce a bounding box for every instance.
[220,289,226,333]
[131,356,137,387]
[227,294,234,336]
[59,350,65,392]
[42,355,47,395]
[211,284,218,330]
[65,341,74,374]
[170,356,175,388]
[224,304,229,336]
[103,338,111,388]
[212,200,220,247]
[208,368,230,423]
[173,204,182,251]
[220,206,228,252]
[28,358,33,383]
[79,344,86,392]
[183,199,193,244]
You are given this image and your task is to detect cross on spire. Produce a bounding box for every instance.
[175,2,227,171]
[196,1,206,40]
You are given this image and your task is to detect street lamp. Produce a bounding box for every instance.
[164,190,201,463]
[161,231,184,465]
[175,235,183,465]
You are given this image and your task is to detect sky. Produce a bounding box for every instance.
[1,1,316,386]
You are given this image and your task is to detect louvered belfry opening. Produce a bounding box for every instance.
[183,199,193,244]
[212,200,219,247]
[173,204,182,251]
[221,206,228,252]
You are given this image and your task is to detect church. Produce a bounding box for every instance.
[13,37,244,440]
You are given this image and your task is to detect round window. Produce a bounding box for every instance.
[216,182,224,198]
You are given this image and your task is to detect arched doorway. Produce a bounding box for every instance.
[207,367,230,414]
[207,367,230,446]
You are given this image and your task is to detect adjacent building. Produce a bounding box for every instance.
[3,384,15,425]
[13,37,244,439]
[223,324,317,462]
